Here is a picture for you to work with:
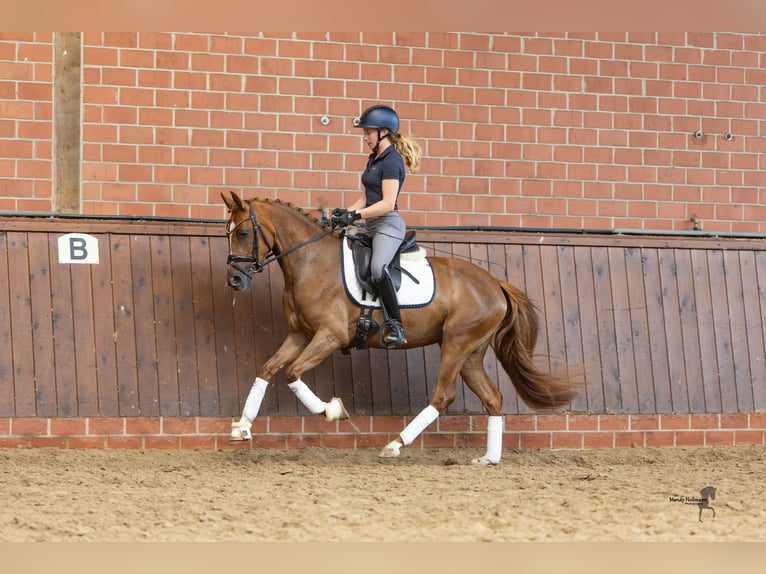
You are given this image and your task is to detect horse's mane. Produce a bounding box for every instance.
[251,197,328,230]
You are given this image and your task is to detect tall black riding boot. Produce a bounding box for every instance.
[374,266,407,349]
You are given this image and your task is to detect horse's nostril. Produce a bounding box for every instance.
[228,276,242,288]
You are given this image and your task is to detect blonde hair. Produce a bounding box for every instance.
[390,132,422,173]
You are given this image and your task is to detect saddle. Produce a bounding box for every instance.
[346,228,420,295]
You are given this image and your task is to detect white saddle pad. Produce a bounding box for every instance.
[340,237,436,309]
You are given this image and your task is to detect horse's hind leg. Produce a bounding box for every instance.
[459,345,504,465]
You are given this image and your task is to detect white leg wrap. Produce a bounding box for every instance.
[242,377,269,420]
[288,379,326,415]
[472,415,504,465]
[399,405,440,446]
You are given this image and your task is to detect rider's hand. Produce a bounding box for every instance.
[331,208,361,227]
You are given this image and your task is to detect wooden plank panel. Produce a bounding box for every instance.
[520,244,546,415]
[151,235,180,416]
[590,247,621,413]
[707,250,737,412]
[70,264,98,416]
[190,236,221,417]
[0,232,15,416]
[573,246,605,413]
[740,251,766,412]
[47,235,77,416]
[609,247,639,413]
[557,245,586,412]
[110,234,140,416]
[641,249,673,413]
[28,233,58,416]
[7,232,36,416]
[350,348,374,415]
[624,247,652,413]
[90,234,119,416]
[209,236,240,416]
[368,347,392,415]
[130,235,160,416]
[690,250,722,412]
[170,236,200,416]
[674,249,706,413]
[724,250,754,412]
[658,248,690,413]
[540,245,566,381]
[501,242,526,414]
[753,251,766,412]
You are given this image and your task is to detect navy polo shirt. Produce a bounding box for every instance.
[361,145,405,209]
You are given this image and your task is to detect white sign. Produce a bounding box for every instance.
[58,233,100,264]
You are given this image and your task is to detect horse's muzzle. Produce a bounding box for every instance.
[227,268,251,291]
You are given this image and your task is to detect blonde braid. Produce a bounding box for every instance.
[391,132,422,173]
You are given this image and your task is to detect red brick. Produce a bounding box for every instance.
[705,431,734,446]
[675,431,705,446]
[144,436,181,449]
[0,438,31,448]
[630,414,660,430]
[30,437,68,448]
[421,433,455,448]
[125,417,161,435]
[107,436,144,449]
[599,415,629,431]
[660,414,690,430]
[506,415,536,431]
[68,436,107,449]
[748,413,766,429]
[614,432,645,448]
[356,434,388,449]
[268,416,303,434]
[645,431,675,447]
[321,434,356,449]
[690,414,719,430]
[197,417,231,434]
[337,416,371,434]
[12,418,48,436]
[162,417,197,435]
[0,418,10,436]
[287,435,322,449]
[552,432,583,449]
[251,435,287,449]
[734,430,764,445]
[568,415,599,431]
[454,432,487,448]
[181,436,217,450]
[521,432,551,449]
[89,417,124,435]
[720,413,749,429]
[438,415,471,432]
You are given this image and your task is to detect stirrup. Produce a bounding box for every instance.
[381,320,407,349]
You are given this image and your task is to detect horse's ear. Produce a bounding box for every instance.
[221,191,245,212]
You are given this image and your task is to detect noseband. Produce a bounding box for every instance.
[226,201,275,278]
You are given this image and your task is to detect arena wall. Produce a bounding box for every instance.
[1,32,765,450]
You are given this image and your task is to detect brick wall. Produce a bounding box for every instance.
[2,32,766,231]
[1,414,765,450]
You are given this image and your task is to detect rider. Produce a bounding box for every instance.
[332,104,422,349]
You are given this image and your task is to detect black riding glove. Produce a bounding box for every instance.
[331,208,361,227]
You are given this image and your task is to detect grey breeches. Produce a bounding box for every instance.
[366,212,406,281]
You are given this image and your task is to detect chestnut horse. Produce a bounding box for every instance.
[222,191,580,464]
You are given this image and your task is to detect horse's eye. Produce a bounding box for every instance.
[237,229,250,241]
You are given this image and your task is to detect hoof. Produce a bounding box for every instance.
[378,440,402,458]
[471,455,500,466]
[229,421,252,444]
[325,397,349,421]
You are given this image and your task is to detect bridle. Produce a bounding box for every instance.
[226,200,335,278]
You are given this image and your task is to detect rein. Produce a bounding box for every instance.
[226,200,334,278]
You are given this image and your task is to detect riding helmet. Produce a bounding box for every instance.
[356,105,399,133]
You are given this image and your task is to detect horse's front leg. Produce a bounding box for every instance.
[230,331,309,443]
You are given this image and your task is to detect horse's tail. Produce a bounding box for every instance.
[492,280,582,410]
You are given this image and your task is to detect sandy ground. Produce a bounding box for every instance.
[0,445,764,542]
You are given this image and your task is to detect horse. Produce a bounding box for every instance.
[697,486,716,522]
[222,191,581,464]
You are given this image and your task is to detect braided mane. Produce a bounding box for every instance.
[252,197,329,229]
